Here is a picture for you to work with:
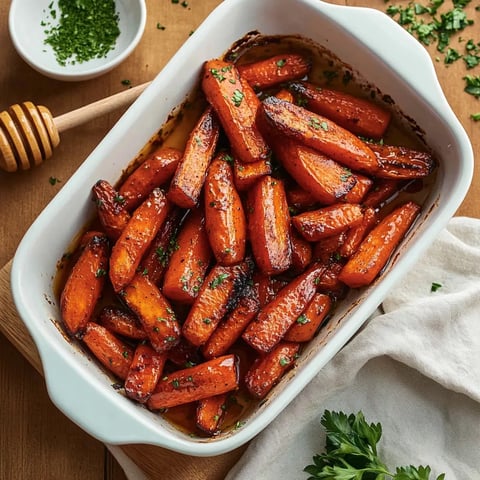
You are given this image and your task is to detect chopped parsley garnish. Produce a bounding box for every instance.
[231,89,244,107]
[431,281,443,292]
[209,273,229,289]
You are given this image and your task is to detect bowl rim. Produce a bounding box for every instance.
[10,0,474,457]
[8,0,147,81]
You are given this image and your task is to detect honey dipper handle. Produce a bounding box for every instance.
[54,82,152,133]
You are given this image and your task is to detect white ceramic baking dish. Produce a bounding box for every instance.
[11,0,473,456]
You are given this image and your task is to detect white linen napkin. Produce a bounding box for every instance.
[110,217,480,479]
[226,216,480,479]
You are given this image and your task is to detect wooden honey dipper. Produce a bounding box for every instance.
[0,82,151,173]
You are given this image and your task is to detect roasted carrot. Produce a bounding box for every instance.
[109,188,170,293]
[60,232,109,336]
[204,154,247,265]
[271,138,357,205]
[196,393,228,435]
[118,146,182,211]
[162,208,212,304]
[251,272,287,308]
[312,232,347,263]
[340,173,373,204]
[147,354,239,409]
[202,59,270,164]
[242,262,326,353]
[237,54,311,90]
[124,344,167,403]
[138,207,183,286]
[244,342,300,399]
[233,155,272,191]
[338,207,378,258]
[182,261,251,347]
[97,306,147,341]
[166,337,202,368]
[284,293,331,342]
[202,288,260,359]
[91,180,131,240]
[338,201,421,288]
[82,322,134,380]
[292,203,364,242]
[275,88,295,103]
[362,178,406,209]
[260,96,380,173]
[315,261,346,297]
[368,143,436,179]
[290,230,313,274]
[123,273,181,353]
[246,175,292,275]
[286,185,319,211]
[289,81,391,139]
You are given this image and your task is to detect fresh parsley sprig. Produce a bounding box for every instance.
[304,410,445,480]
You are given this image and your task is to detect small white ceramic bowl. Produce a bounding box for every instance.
[11,0,473,457]
[8,0,146,81]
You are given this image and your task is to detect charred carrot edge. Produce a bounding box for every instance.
[292,203,364,242]
[246,175,292,275]
[91,180,131,241]
[290,230,313,274]
[237,54,311,90]
[260,96,380,173]
[244,342,300,399]
[338,201,421,288]
[119,146,182,211]
[109,188,170,293]
[139,207,183,286]
[204,154,247,265]
[202,289,260,359]
[368,143,436,179]
[97,306,147,341]
[124,344,167,404]
[82,322,134,380]
[60,232,109,336]
[284,293,331,342]
[362,178,406,209]
[289,81,391,139]
[123,273,181,353]
[272,139,357,205]
[162,208,212,304]
[202,59,270,164]
[147,354,239,410]
[168,106,220,209]
[242,262,326,353]
[338,207,378,259]
[196,393,228,435]
[340,173,373,204]
[182,261,251,347]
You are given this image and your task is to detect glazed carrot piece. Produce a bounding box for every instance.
[289,81,391,139]
[246,175,292,275]
[182,261,251,347]
[168,106,220,209]
[338,201,421,288]
[147,354,239,409]
[244,342,300,399]
[292,203,364,242]
[290,230,313,274]
[272,138,357,205]
[242,262,326,353]
[204,154,247,265]
[109,188,170,292]
[118,146,182,211]
[275,88,295,103]
[97,306,147,341]
[252,272,287,308]
[138,207,183,286]
[166,338,202,368]
[368,143,436,179]
[202,289,260,359]
[162,208,212,304]
[362,178,406,209]
[91,180,130,240]
[284,293,331,342]
[123,273,181,353]
[286,185,318,211]
[202,59,270,164]
[340,173,373,204]
[124,344,167,403]
[233,154,272,191]
[82,322,134,380]
[196,393,228,435]
[312,232,347,263]
[237,54,311,90]
[60,232,109,336]
[338,207,378,259]
[260,96,380,173]
[315,261,346,297]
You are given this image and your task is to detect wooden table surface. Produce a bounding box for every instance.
[1,1,478,479]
